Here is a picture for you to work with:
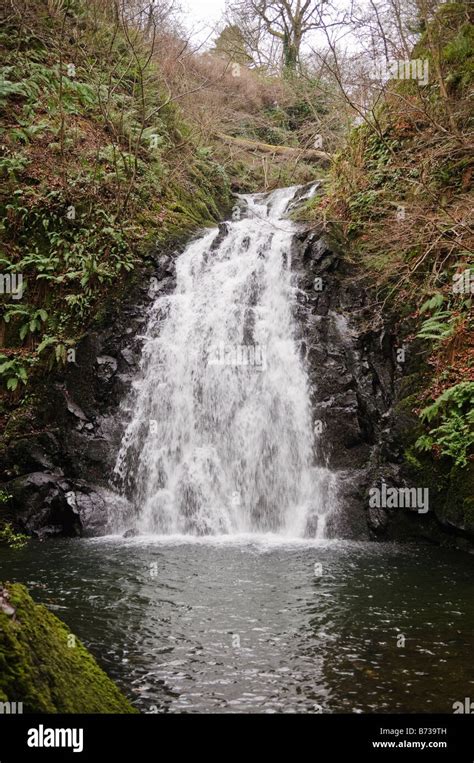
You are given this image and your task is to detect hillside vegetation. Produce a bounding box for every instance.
[300,2,473,515]
[0,0,231,406]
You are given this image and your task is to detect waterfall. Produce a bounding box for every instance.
[113,185,337,537]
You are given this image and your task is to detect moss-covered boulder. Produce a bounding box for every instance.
[440,462,474,536]
[0,583,137,713]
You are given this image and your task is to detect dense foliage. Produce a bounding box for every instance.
[302,2,473,471]
[0,0,231,400]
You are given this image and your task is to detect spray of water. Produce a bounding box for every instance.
[113,186,337,537]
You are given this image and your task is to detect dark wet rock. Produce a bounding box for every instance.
[64,392,88,422]
[6,472,82,538]
[287,181,320,212]
[367,503,390,533]
[66,431,114,474]
[96,355,118,383]
[121,347,136,366]
[3,471,111,538]
[2,432,62,479]
[71,485,108,536]
[154,253,174,274]
[293,227,473,550]
[211,222,230,250]
[149,275,174,294]
[123,528,139,538]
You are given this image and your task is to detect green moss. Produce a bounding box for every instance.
[0,583,137,713]
[403,447,424,472]
[441,463,474,533]
[0,522,28,549]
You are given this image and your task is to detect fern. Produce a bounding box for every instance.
[419,293,445,313]
[0,354,30,391]
[420,382,474,423]
[417,309,457,342]
[416,383,474,467]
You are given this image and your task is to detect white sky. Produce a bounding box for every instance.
[178,1,374,56]
[180,0,226,40]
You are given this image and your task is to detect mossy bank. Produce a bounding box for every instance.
[0,582,136,712]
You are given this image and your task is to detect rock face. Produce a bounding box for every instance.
[0,218,471,549]
[0,245,180,538]
[291,225,474,549]
[0,583,137,712]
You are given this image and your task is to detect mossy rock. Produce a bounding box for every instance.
[439,462,474,535]
[0,583,137,713]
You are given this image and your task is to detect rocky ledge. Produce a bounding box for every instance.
[291,224,474,550]
[0,243,180,538]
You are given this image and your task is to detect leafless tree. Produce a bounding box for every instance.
[228,0,335,74]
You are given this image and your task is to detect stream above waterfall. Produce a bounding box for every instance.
[1,537,473,713]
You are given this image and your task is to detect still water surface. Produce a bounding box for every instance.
[1,535,473,713]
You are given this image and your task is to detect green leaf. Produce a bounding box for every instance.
[420,294,445,313]
[37,336,56,354]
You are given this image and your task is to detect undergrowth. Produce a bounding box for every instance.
[303,2,473,469]
[0,0,231,404]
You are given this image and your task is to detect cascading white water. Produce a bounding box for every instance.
[113,185,337,537]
